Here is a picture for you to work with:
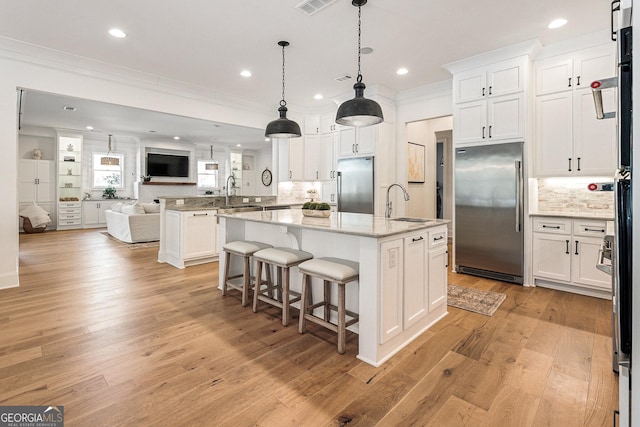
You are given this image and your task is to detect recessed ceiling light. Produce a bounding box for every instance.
[86,126,94,130]
[240,70,252,77]
[149,130,156,133]
[314,94,324,100]
[397,68,409,75]
[548,18,567,29]
[108,28,127,38]
[63,106,76,111]
[236,144,242,147]
[265,138,270,142]
[173,136,180,140]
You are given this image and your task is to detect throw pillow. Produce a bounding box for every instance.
[141,203,160,214]
[19,202,51,228]
[110,202,124,213]
[122,203,146,215]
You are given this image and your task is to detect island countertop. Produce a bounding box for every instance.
[216,209,450,238]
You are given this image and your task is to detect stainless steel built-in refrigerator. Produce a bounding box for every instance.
[455,142,524,283]
[337,157,374,214]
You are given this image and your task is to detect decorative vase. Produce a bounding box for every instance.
[302,209,331,218]
[32,149,42,160]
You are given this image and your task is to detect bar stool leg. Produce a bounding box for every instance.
[222,251,231,296]
[338,283,346,355]
[253,260,263,313]
[282,267,291,326]
[323,280,331,322]
[299,273,309,334]
[241,256,251,307]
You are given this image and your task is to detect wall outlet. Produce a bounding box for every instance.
[243,198,249,203]
[255,197,261,202]
[176,199,184,205]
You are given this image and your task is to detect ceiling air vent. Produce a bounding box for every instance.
[334,74,352,82]
[295,0,337,16]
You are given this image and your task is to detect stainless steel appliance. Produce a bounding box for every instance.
[337,157,374,214]
[592,14,632,424]
[454,141,524,283]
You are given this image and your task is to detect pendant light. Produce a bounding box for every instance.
[265,41,301,138]
[336,0,383,127]
[101,134,120,166]
[205,145,219,170]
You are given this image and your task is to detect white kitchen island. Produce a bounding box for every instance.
[217,209,449,367]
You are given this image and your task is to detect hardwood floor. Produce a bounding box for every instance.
[1,229,617,426]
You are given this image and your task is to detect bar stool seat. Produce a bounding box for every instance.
[222,240,272,307]
[298,257,359,354]
[252,247,313,326]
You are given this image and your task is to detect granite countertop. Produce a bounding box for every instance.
[530,212,614,221]
[166,203,292,212]
[216,209,449,238]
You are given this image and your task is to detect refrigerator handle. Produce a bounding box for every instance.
[515,160,522,232]
[336,171,342,212]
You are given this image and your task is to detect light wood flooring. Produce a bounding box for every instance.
[0,229,618,426]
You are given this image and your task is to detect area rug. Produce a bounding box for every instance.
[99,231,159,249]
[447,284,506,316]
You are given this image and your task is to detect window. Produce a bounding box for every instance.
[197,160,219,188]
[93,153,124,188]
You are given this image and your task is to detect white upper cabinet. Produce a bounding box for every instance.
[452,56,528,146]
[454,57,526,103]
[534,43,616,177]
[535,44,615,95]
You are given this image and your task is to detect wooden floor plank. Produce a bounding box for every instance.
[0,229,618,426]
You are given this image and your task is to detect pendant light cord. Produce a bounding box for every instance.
[357,4,362,83]
[280,43,287,107]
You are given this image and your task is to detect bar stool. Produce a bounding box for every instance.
[297,257,359,354]
[252,247,313,326]
[222,241,272,307]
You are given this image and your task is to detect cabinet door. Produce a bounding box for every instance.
[83,201,100,226]
[453,68,486,103]
[573,45,615,91]
[535,92,573,176]
[454,100,486,145]
[380,239,403,344]
[487,93,524,141]
[36,161,54,202]
[319,133,335,181]
[337,127,357,157]
[487,57,525,97]
[98,202,110,224]
[535,56,573,95]
[571,237,612,290]
[288,137,304,181]
[355,126,376,155]
[573,88,617,175]
[403,234,428,329]
[304,115,319,135]
[18,159,38,203]
[532,233,572,282]
[428,247,448,312]
[303,135,320,180]
[183,212,216,259]
[320,114,335,134]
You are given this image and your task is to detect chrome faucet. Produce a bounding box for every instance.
[225,174,236,205]
[385,183,410,218]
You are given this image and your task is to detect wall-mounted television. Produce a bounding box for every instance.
[146,153,189,177]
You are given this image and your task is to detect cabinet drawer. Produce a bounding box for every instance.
[59,219,82,226]
[59,213,82,220]
[59,208,81,214]
[532,217,572,234]
[573,220,607,237]
[429,228,447,248]
[59,202,81,208]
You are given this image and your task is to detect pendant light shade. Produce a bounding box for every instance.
[101,134,120,166]
[336,0,383,127]
[265,41,301,138]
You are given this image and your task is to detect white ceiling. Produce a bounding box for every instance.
[2,0,611,148]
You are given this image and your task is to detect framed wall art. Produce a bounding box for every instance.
[407,142,425,183]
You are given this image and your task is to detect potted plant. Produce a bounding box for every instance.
[140,175,151,182]
[102,173,120,199]
[302,201,331,217]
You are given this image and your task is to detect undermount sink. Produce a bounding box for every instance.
[391,217,429,223]
[217,205,263,214]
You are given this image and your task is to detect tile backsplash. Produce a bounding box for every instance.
[536,177,614,215]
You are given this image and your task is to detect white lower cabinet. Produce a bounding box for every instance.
[83,201,111,228]
[380,225,448,344]
[165,210,218,268]
[532,216,610,297]
[57,202,82,229]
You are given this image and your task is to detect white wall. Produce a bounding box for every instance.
[0,42,272,289]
